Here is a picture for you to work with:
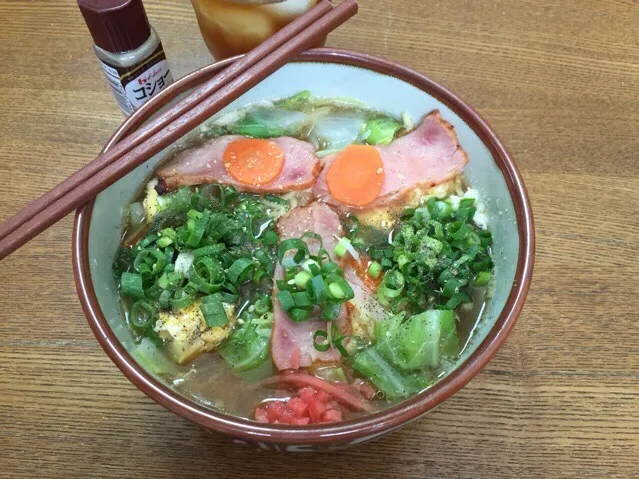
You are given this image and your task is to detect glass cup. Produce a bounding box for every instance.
[191,0,324,60]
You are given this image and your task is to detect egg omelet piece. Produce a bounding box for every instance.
[348,303,378,342]
[154,300,236,365]
[426,175,464,200]
[143,179,160,223]
[355,207,395,229]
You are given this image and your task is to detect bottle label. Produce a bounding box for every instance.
[98,44,174,116]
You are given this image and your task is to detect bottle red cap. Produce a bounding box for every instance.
[78,0,152,53]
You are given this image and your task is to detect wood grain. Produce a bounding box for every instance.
[1,0,638,477]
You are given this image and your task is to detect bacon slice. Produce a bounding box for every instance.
[315,111,468,209]
[157,135,320,192]
[271,203,348,371]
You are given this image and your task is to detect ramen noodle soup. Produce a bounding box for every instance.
[114,91,495,424]
[191,0,322,59]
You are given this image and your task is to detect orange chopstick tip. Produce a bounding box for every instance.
[326,145,384,207]
[223,138,285,186]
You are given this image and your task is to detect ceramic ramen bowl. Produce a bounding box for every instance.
[73,49,534,451]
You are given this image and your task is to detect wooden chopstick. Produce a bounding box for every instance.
[0,0,333,245]
[0,0,358,260]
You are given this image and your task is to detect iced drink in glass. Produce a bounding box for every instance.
[191,0,324,60]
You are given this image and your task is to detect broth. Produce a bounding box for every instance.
[115,92,495,425]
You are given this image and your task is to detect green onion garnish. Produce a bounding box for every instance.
[473,271,492,287]
[170,287,196,310]
[291,291,312,307]
[227,258,254,285]
[289,306,313,322]
[328,282,345,300]
[309,275,327,303]
[186,210,210,247]
[130,300,157,328]
[301,259,320,274]
[276,290,295,312]
[121,272,145,300]
[294,270,312,288]
[278,238,309,268]
[313,329,330,352]
[200,294,229,327]
[367,261,382,279]
[189,257,224,294]
[333,237,352,258]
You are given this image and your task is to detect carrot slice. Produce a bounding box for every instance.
[326,145,385,207]
[223,138,285,186]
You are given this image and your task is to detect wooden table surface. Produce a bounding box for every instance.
[1,0,638,477]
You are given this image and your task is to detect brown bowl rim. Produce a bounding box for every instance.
[73,48,535,446]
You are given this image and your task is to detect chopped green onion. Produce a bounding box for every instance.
[158,289,172,310]
[156,235,173,249]
[130,300,157,328]
[192,244,225,258]
[187,209,203,220]
[333,237,352,258]
[133,248,167,278]
[379,270,404,299]
[186,210,210,247]
[262,230,279,246]
[444,292,472,309]
[301,259,320,274]
[278,238,308,268]
[456,198,477,221]
[367,261,382,279]
[158,271,183,290]
[319,301,342,321]
[276,290,295,311]
[227,258,254,285]
[170,288,196,310]
[188,257,224,294]
[328,282,345,300]
[473,271,492,287]
[264,193,288,206]
[316,248,331,264]
[253,296,271,315]
[426,197,453,220]
[291,291,312,307]
[200,294,229,327]
[313,329,330,352]
[321,261,340,275]
[396,254,409,269]
[326,274,354,301]
[290,306,313,322]
[217,291,239,304]
[309,275,327,304]
[207,184,227,207]
[120,272,145,300]
[301,231,323,248]
[442,278,466,298]
[294,270,312,288]
[276,279,295,292]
